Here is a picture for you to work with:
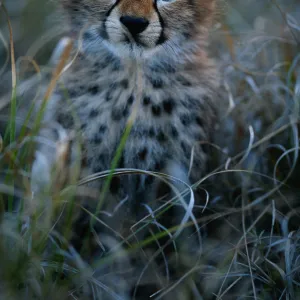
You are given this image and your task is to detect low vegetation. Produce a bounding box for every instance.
[0,1,300,299]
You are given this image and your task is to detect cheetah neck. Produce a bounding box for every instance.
[75,34,208,75]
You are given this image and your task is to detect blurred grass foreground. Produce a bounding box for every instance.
[0,0,300,299]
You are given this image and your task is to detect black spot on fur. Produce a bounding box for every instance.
[152,105,161,117]
[110,177,121,194]
[163,98,175,114]
[89,109,99,118]
[98,154,105,162]
[143,96,151,106]
[170,126,178,138]
[56,113,74,128]
[183,31,192,39]
[104,52,121,71]
[195,116,203,127]
[111,61,122,71]
[83,31,93,40]
[127,95,134,105]
[81,123,87,129]
[120,79,129,89]
[149,77,163,89]
[123,105,129,117]
[99,124,107,133]
[138,148,148,161]
[88,86,99,95]
[180,114,192,126]
[111,109,123,121]
[92,133,102,144]
[149,127,155,137]
[157,130,167,143]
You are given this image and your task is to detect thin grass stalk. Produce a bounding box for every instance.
[1,2,17,212]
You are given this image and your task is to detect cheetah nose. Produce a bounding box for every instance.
[120,16,149,36]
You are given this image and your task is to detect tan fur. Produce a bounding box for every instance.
[119,0,154,18]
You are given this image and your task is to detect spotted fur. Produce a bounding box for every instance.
[33,0,219,243]
[29,1,221,297]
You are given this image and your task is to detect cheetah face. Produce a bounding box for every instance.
[62,0,215,55]
[104,0,164,49]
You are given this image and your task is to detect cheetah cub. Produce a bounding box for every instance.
[32,0,219,231]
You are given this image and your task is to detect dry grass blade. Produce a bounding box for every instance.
[44,39,73,101]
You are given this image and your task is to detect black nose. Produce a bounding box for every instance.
[120,16,149,36]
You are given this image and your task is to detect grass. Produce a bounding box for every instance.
[1,1,300,299]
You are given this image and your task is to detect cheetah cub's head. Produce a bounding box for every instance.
[61,0,215,57]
